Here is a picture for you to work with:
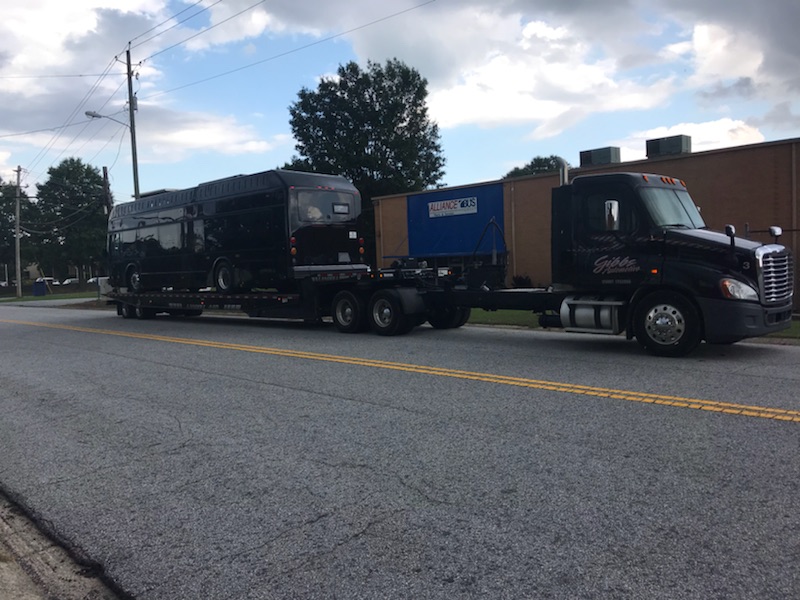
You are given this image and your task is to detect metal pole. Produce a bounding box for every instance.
[126,48,140,200]
[14,165,22,298]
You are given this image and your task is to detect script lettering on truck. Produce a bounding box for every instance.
[593,255,641,275]
[428,197,478,218]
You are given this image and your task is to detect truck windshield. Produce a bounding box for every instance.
[639,187,706,229]
[294,189,356,223]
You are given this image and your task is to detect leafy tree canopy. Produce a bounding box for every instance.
[26,158,110,279]
[286,58,445,200]
[503,155,570,179]
[0,177,34,269]
[286,59,445,264]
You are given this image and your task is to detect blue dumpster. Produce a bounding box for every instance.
[33,280,46,296]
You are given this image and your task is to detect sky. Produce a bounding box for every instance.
[1,0,799,204]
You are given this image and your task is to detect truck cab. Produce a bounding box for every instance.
[551,172,794,356]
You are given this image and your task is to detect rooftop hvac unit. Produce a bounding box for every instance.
[579,147,621,167]
[646,135,692,158]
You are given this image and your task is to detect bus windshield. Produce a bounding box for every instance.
[639,187,706,229]
[294,189,357,223]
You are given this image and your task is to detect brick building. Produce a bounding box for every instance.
[373,136,799,308]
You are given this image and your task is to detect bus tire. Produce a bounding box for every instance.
[332,290,367,333]
[633,291,701,357]
[126,264,142,292]
[214,260,235,293]
[119,303,134,319]
[368,289,412,336]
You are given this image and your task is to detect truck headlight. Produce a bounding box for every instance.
[720,278,758,301]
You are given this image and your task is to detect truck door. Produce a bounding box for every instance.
[571,183,653,290]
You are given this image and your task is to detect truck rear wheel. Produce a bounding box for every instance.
[368,289,412,336]
[634,291,701,357]
[332,290,367,333]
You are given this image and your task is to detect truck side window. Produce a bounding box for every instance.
[584,191,638,234]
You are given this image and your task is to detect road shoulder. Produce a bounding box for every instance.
[0,491,122,600]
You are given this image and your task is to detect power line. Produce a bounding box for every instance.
[142,0,437,101]
[0,0,218,80]
[142,0,267,62]
[131,0,224,50]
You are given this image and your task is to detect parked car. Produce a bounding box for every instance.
[61,278,78,285]
[87,277,98,284]
[36,277,60,286]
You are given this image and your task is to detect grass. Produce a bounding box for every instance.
[0,291,100,302]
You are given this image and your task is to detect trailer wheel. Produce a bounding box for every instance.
[214,260,234,293]
[368,289,412,336]
[633,291,701,357]
[134,305,155,319]
[119,303,134,319]
[332,290,367,333]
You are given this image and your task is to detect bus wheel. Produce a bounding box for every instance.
[633,291,701,357]
[119,303,134,318]
[214,260,235,293]
[126,265,142,292]
[332,290,367,333]
[368,289,412,336]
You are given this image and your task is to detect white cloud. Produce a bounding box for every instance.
[618,118,765,162]
[426,15,675,138]
[686,24,764,88]
[142,113,287,161]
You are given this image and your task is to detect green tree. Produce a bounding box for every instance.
[503,155,570,179]
[26,158,109,281]
[0,177,35,283]
[286,59,445,261]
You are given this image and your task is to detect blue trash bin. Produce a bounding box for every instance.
[33,280,46,296]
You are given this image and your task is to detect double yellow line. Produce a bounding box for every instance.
[4,319,800,423]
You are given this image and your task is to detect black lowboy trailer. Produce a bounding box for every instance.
[104,165,794,357]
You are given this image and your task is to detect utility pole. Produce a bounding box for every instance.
[14,165,22,298]
[102,166,112,213]
[126,48,140,200]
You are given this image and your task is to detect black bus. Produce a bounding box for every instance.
[107,169,366,293]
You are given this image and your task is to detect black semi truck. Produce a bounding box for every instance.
[103,167,794,357]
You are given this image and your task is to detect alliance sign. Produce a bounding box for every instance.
[428,196,478,219]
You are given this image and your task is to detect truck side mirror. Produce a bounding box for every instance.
[605,200,619,231]
[725,224,736,250]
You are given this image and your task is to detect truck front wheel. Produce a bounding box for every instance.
[428,306,471,329]
[633,291,701,357]
[368,290,412,336]
[332,290,367,333]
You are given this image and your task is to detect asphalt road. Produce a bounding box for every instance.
[1,303,799,599]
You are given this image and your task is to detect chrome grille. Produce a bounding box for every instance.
[757,246,794,304]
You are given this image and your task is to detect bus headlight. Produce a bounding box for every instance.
[720,278,758,301]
